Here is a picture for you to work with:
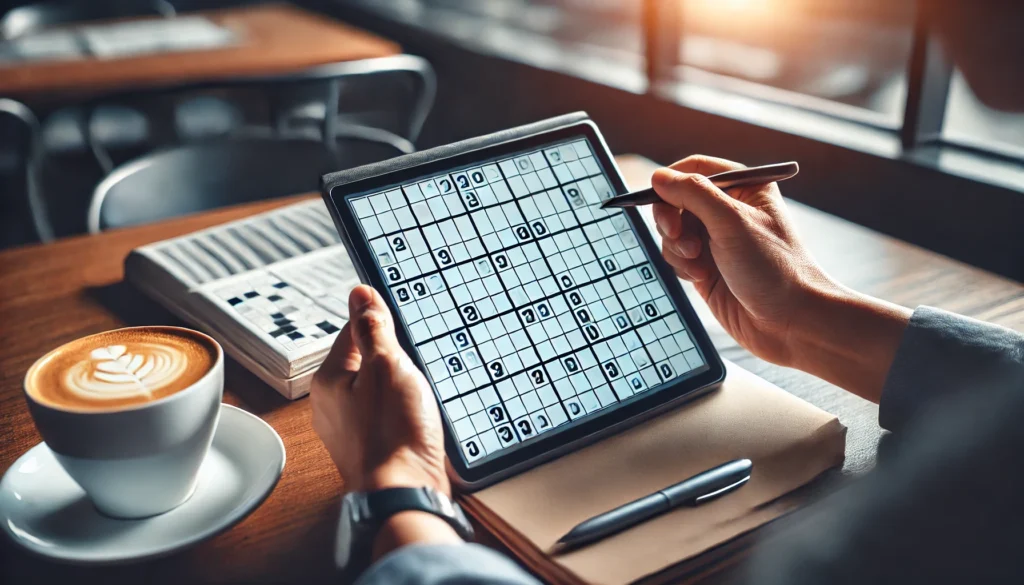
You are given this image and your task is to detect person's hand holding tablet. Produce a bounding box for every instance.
[309,150,913,562]
[309,102,914,566]
[651,155,911,402]
[311,285,462,560]
[321,116,728,489]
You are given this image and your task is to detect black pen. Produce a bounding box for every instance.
[600,162,799,208]
[551,459,753,554]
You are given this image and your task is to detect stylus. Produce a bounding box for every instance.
[551,459,753,554]
[599,162,799,208]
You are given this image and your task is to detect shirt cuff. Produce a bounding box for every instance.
[357,542,540,585]
[879,306,1024,433]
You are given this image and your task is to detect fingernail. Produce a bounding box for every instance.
[655,216,669,237]
[677,240,700,259]
[357,297,377,313]
[351,286,377,313]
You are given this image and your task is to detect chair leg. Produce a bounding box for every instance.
[26,158,55,242]
[4,98,56,242]
[83,106,115,175]
[323,79,342,155]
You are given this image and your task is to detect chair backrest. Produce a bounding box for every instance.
[332,55,436,144]
[56,55,436,152]
[0,98,52,244]
[0,98,32,174]
[87,137,341,233]
[272,55,437,146]
[0,0,174,39]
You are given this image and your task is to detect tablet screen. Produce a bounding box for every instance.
[345,137,708,466]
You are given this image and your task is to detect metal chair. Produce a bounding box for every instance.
[0,98,54,245]
[273,55,437,155]
[53,57,435,234]
[87,137,345,233]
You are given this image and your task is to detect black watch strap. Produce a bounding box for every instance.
[365,487,474,541]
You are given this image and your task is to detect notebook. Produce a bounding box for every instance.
[125,199,358,398]
[460,360,847,585]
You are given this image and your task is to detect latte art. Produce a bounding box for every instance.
[64,344,190,401]
[26,327,219,411]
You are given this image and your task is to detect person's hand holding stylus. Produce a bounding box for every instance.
[650,155,911,402]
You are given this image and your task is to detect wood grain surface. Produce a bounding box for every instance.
[0,4,400,97]
[1,155,1022,583]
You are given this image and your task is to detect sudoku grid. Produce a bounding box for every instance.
[347,138,706,465]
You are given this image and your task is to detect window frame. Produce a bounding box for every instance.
[641,0,1023,172]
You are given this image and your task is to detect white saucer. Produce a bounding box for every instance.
[0,404,285,565]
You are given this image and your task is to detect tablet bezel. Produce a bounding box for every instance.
[324,120,725,489]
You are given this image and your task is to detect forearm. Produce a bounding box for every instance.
[788,283,912,403]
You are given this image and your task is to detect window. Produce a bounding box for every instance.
[338,0,1024,176]
[342,0,645,90]
[483,0,643,57]
[668,0,915,128]
[943,69,1024,159]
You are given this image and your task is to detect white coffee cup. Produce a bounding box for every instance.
[23,326,224,519]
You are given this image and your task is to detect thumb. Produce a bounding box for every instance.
[348,285,401,358]
[651,168,742,238]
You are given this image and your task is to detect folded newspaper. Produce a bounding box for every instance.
[124,199,359,399]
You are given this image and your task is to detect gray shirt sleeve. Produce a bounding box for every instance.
[880,306,1024,432]
[357,543,540,585]
[738,306,1024,585]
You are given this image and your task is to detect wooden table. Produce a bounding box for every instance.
[0,4,400,98]
[2,155,1023,583]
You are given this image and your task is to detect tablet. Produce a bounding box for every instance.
[322,113,725,489]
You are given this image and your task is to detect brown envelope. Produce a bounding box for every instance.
[460,360,846,585]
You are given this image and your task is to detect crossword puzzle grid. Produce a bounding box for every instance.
[210,253,354,353]
[349,139,705,464]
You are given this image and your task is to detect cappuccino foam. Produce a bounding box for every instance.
[26,327,218,411]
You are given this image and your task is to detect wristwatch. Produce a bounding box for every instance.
[335,486,474,574]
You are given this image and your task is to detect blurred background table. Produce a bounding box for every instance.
[3,154,1024,583]
[0,3,399,98]
[0,3,419,248]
